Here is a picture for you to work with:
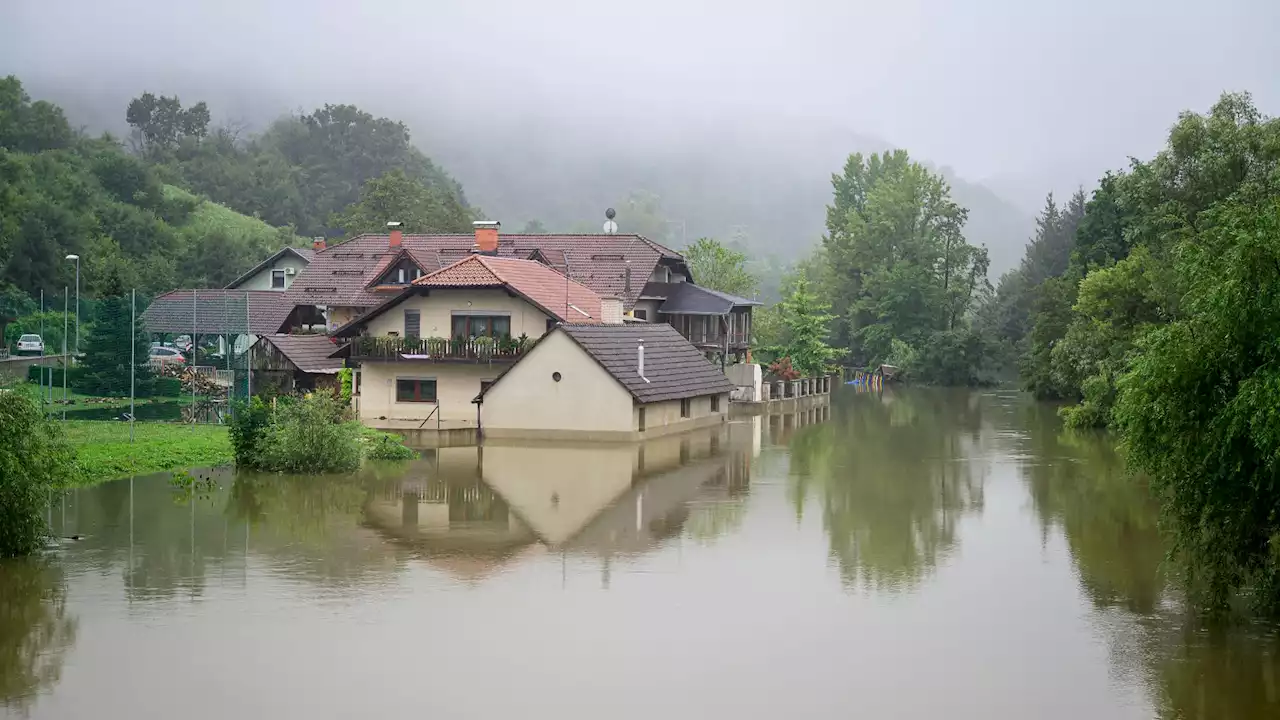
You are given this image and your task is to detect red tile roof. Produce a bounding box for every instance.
[416,255,603,322]
[286,233,681,311]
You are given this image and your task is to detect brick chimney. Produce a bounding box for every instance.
[387,221,403,249]
[473,220,500,254]
[312,236,326,251]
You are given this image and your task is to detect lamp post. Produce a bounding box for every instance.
[64,254,80,359]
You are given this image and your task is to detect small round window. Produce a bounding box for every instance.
[552,372,562,382]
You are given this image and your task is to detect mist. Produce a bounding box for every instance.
[3,0,1277,273]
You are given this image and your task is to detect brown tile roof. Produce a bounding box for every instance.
[286,234,679,311]
[507,323,732,404]
[140,290,294,335]
[416,255,603,322]
[257,334,343,374]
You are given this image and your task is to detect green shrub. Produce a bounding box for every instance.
[337,367,353,405]
[0,390,77,556]
[150,377,183,397]
[256,394,361,473]
[228,396,271,469]
[360,428,416,460]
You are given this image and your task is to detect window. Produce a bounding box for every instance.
[451,314,511,339]
[680,398,691,418]
[404,310,421,338]
[633,309,648,321]
[271,269,286,289]
[396,378,437,403]
[638,407,646,432]
[711,395,721,412]
[397,268,407,284]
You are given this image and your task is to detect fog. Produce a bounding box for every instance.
[3,0,1277,271]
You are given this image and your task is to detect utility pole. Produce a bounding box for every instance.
[65,254,80,360]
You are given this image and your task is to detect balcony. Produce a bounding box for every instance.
[682,329,751,348]
[349,335,529,363]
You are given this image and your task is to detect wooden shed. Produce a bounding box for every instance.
[250,334,343,394]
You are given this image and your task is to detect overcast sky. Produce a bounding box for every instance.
[3,0,1277,205]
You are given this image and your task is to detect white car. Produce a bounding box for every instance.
[16,334,44,355]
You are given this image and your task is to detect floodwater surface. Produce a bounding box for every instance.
[2,389,1278,719]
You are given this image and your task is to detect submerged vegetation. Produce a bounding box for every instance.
[231,394,414,474]
[0,390,77,556]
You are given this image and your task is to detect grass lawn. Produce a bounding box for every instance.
[63,421,232,485]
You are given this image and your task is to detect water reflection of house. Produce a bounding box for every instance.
[360,426,752,580]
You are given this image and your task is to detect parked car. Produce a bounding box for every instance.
[148,346,186,365]
[16,334,44,356]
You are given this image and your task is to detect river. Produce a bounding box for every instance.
[2,388,1277,719]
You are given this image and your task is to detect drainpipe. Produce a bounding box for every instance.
[638,340,650,383]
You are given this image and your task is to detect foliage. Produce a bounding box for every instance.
[63,421,232,485]
[776,277,838,376]
[125,92,209,154]
[358,426,416,461]
[228,396,271,469]
[1114,195,1280,613]
[73,292,154,397]
[256,394,362,473]
[0,76,303,296]
[330,168,472,236]
[684,237,758,297]
[766,356,800,381]
[0,390,77,555]
[820,150,990,380]
[337,368,354,405]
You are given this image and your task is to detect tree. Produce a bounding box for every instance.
[520,219,548,233]
[0,390,77,556]
[0,76,72,153]
[821,150,990,379]
[125,92,209,154]
[1114,196,1280,613]
[777,278,839,376]
[330,169,473,235]
[685,237,758,297]
[73,261,153,397]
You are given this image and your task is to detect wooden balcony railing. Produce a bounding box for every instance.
[682,329,751,347]
[349,335,529,362]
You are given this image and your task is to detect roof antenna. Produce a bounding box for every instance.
[603,207,618,235]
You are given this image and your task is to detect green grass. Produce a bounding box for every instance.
[63,421,232,486]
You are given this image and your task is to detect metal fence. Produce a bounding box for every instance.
[7,289,259,425]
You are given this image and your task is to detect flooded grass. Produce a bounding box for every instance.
[63,421,231,485]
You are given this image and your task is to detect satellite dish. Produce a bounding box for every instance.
[603,219,618,234]
[605,207,616,220]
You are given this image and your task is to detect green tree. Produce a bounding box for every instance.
[330,169,472,236]
[684,237,758,297]
[0,390,77,556]
[0,75,73,153]
[125,92,209,155]
[777,278,838,376]
[520,219,548,233]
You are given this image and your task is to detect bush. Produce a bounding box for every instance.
[228,396,271,469]
[256,394,362,473]
[337,367,353,405]
[360,428,416,460]
[0,390,77,556]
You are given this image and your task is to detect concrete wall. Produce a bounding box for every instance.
[236,252,309,291]
[359,361,501,428]
[633,393,729,439]
[364,288,551,340]
[725,363,762,401]
[481,331,635,437]
[631,299,662,322]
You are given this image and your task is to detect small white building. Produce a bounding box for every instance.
[225,246,315,292]
[477,323,733,441]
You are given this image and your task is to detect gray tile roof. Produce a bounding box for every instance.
[655,283,761,315]
[140,290,294,335]
[257,334,343,374]
[286,233,683,311]
[561,323,734,403]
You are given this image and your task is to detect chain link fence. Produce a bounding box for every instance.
[6,289,263,424]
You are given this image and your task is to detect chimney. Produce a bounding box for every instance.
[473,220,500,254]
[600,297,623,325]
[387,221,403,249]
[637,339,650,383]
[312,236,326,251]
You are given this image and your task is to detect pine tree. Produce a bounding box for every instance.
[74,267,153,397]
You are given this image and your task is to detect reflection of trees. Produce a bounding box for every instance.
[0,559,76,715]
[1018,402,1165,613]
[789,389,987,592]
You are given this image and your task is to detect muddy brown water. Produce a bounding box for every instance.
[2,388,1277,719]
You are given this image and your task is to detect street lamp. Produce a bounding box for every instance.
[64,254,79,358]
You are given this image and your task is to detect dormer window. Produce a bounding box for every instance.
[377,258,421,286]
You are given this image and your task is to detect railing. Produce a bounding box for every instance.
[682,330,751,347]
[349,335,529,362]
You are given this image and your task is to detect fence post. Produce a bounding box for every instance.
[130,289,136,443]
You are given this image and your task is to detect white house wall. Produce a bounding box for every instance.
[363,289,552,340]
[237,253,310,291]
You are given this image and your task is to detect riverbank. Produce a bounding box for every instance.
[64,421,232,485]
